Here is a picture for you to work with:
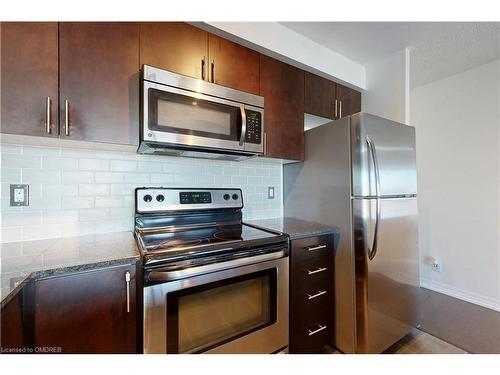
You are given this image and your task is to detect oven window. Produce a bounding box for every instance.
[148,88,241,141]
[166,269,277,353]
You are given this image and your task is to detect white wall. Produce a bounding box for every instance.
[362,49,409,124]
[411,60,500,311]
[0,136,283,244]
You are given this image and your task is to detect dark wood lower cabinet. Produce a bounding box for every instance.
[0,291,25,352]
[289,234,335,353]
[33,263,138,354]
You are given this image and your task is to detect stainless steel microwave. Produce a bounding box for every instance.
[138,65,264,160]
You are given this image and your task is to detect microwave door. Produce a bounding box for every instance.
[143,81,246,152]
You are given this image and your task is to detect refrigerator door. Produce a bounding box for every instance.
[353,196,420,354]
[351,113,417,197]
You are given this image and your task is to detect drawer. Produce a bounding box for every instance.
[290,303,331,354]
[291,270,331,297]
[291,234,334,263]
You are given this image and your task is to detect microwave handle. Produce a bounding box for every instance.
[239,105,247,146]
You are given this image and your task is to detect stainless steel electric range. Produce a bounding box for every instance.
[134,187,289,354]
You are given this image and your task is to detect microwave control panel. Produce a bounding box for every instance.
[244,110,262,144]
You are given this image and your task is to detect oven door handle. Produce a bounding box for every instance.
[147,250,286,282]
[239,105,247,146]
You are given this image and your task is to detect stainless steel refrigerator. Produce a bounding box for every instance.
[284,113,420,354]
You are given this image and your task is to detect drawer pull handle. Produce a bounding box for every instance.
[307,267,327,275]
[308,324,327,336]
[125,271,131,313]
[307,290,327,300]
[306,244,327,252]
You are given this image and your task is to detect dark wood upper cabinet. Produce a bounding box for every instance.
[336,83,362,119]
[1,22,59,137]
[260,55,305,161]
[304,72,336,119]
[208,34,260,94]
[34,264,138,354]
[59,22,140,145]
[140,22,208,80]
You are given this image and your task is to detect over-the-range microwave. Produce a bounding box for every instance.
[138,65,264,160]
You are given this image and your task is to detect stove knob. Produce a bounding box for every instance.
[156,194,165,202]
[223,194,230,201]
[143,194,152,203]
[232,194,239,200]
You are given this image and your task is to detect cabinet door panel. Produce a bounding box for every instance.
[1,22,59,137]
[140,22,208,79]
[304,72,336,119]
[59,22,140,144]
[34,264,137,353]
[336,83,361,118]
[259,55,304,161]
[208,34,259,94]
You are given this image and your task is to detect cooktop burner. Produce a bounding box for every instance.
[134,188,289,268]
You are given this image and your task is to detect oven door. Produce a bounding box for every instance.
[143,256,288,354]
[142,80,263,153]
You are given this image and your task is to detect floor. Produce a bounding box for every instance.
[323,329,467,354]
[420,288,500,354]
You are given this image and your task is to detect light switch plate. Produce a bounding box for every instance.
[10,184,29,206]
[268,186,275,199]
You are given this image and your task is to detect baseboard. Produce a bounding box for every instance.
[420,278,500,312]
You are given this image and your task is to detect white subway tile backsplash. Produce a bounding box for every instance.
[1,138,283,243]
[79,158,109,171]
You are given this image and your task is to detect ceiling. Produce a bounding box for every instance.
[281,22,500,87]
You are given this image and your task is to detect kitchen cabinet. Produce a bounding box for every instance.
[59,22,140,144]
[336,83,362,119]
[0,291,25,351]
[259,55,305,161]
[33,263,138,353]
[140,22,208,80]
[304,72,362,120]
[289,234,335,353]
[0,22,59,137]
[304,72,337,119]
[208,34,260,94]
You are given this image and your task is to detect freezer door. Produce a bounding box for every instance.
[351,113,417,197]
[353,196,420,354]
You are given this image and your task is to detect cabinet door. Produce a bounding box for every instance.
[1,22,59,137]
[208,34,260,94]
[259,55,305,161]
[0,291,24,351]
[304,72,336,119]
[140,22,208,80]
[34,264,137,354]
[336,83,361,119]
[59,22,140,144]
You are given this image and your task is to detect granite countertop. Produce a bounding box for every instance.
[244,217,338,240]
[1,231,140,308]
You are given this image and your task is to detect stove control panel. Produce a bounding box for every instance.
[136,188,243,213]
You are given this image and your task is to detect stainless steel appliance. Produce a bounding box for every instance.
[139,65,264,160]
[135,188,289,354]
[284,113,419,354]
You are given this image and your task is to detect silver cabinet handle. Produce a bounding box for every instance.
[64,99,70,136]
[201,57,206,80]
[308,324,327,336]
[263,132,267,155]
[239,105,247,146]
[339,100,342,118]
[334,99,338,119]
[211,60,215,83]
[307,267,327,275]
[365,135,381,260]
[306,244,326,252]
[307,290,327,300]
[125,271,131,313]
[45,97,52,134]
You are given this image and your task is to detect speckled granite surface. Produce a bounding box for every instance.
[244,217,338,240]
[1,231,140,307]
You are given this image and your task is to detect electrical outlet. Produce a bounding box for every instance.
[267,186,275,199]
[431,259,442,273]
[10,184,29,206]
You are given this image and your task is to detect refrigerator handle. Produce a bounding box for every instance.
[366,135,381,260]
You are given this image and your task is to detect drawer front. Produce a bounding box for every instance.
[291,234,334,263]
